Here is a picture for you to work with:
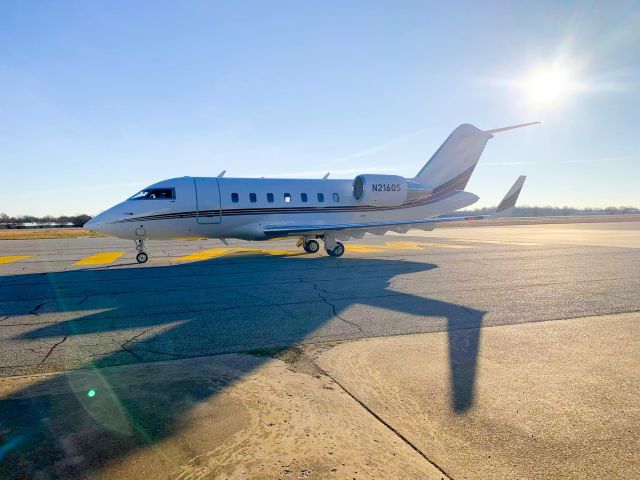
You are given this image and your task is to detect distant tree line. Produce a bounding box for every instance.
[468,206,639,216]
[0,213,92,227]
[1,205,638,227]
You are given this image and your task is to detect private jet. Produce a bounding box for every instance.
[84,122,538,263]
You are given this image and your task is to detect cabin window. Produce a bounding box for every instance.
[249,193,257,203]
[267,193,274,203]
[129,188,175,200]
[317,193,324,203]
[284,193,291,203]
[301,193,308,203]
[231,193,239,203]
[333,193,340,202]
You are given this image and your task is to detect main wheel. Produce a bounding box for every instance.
[326,242,344,257]
[304,239,320,253]
[136,252,148,264]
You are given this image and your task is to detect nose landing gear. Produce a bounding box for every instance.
[135,240,149,263]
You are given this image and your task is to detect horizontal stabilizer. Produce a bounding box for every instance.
[495,175,526,216]
[483,122,541,135]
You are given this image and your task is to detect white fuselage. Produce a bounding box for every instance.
[85,176,478,241]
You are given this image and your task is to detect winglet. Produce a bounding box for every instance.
[322,172,330,179]
[483,122,541,135]
[217,170,226,178]
[495,175,526,216]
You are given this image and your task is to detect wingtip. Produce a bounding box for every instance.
[496,176,526,214]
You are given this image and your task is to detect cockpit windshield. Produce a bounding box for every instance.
[129,188,175,200]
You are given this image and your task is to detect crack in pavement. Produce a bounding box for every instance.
[119,328,157,362]
[29,299,54,316]
[39,335,68,365]
[311,282,364,333]
[295,347,453,480]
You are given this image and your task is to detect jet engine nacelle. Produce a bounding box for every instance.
[352,174,408,206]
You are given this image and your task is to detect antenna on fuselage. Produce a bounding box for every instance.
[322,172,330,179]
[217,170,226,177]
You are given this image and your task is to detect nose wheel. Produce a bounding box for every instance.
[135,239,149,263]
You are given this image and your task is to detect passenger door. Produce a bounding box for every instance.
[194,178,222,224]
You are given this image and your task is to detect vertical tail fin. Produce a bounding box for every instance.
[414,122,540,193]
[414,124,489,190]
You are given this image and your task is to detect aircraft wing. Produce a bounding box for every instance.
[263,214,489,238]
[263,176,525,239]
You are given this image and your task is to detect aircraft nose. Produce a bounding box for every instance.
[83,216,104,233]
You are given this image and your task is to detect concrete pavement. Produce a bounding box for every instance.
[0,221,638,478]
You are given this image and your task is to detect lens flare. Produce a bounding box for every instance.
[519,63,581,107]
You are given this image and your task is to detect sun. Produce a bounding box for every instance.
[520,64,579,106]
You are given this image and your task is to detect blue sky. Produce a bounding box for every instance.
[1,1,639,216]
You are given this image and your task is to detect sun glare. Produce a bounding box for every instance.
[520,64,579,107]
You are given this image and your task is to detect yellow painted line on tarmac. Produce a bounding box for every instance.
[0,255,32,264]
[384,241,425,250]
[176,247,301,262]
[74,252,125,265]
[347,245,387,253]
[419,242,474,249]
[451,239,540,246]
[382,241,474,250]
[176,248,230,261]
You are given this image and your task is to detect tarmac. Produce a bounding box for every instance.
[0,221,638,479]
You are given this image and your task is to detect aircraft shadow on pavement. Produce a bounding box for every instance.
[0,255,485,478]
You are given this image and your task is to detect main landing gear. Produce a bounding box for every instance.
[323,236,344,257]
[326,241,344,257]
[303,239,320,253]
[135,239,149,263]
[297,235,344,257]
[297,237,320,254]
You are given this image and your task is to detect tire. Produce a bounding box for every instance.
[327,242,344,257]
[304,240,320,253]
[136,252,148,264]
